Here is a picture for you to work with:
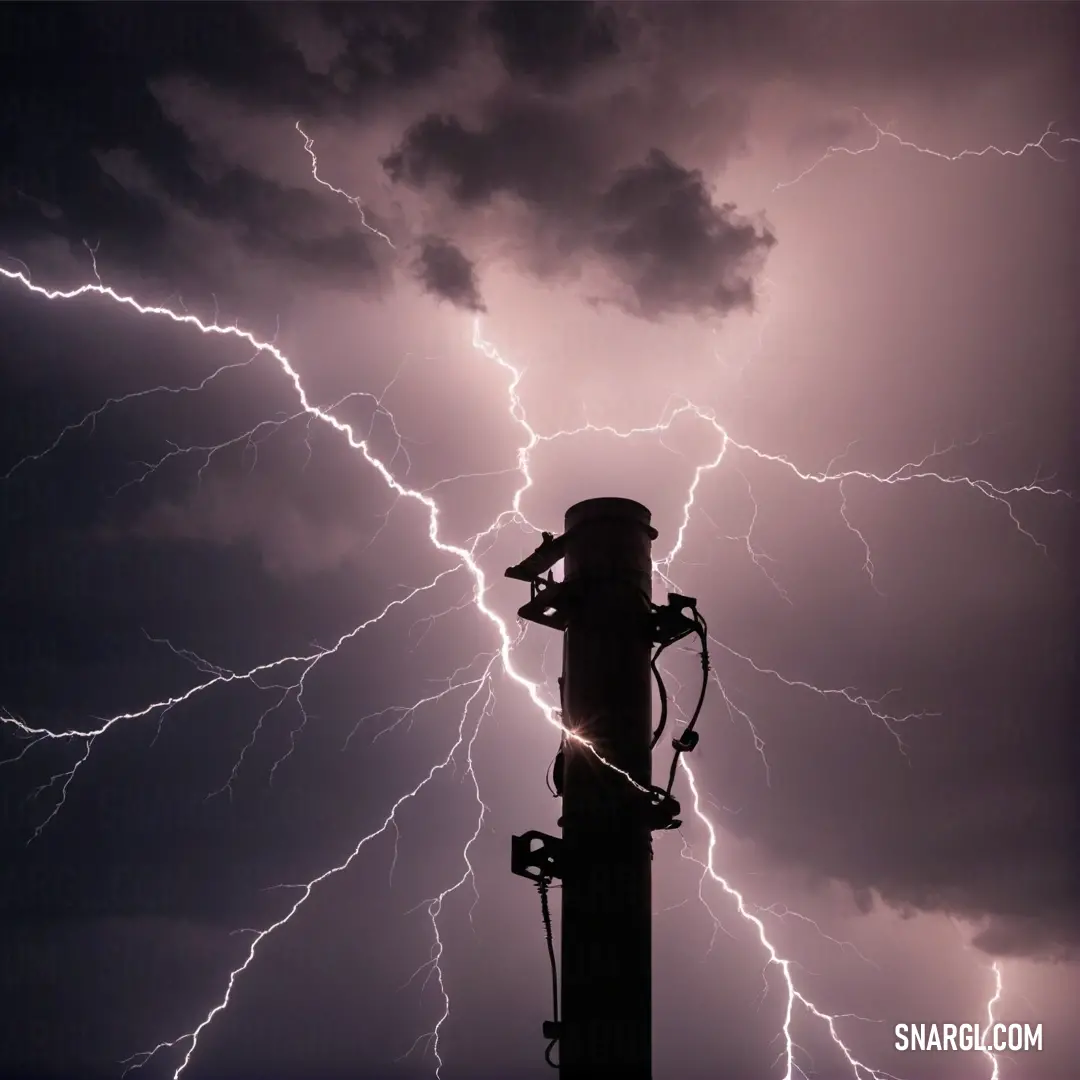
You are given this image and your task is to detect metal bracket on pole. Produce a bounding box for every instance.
[650,592,700,647]
[646,787,682,831]
[505,531,575,631]
[505,530,566,583]
[511,830,564,883]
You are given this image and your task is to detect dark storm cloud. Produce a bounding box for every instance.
[974,913,1080,962]
[411,236,486,312]
[385,107,774,319]
[5,0,1073,305]
[481,1,619,83]
[382,101,602,211]
[593,151,775,318]
[632,2,1080,90]
[314,2,473,94]
[0,4,421,302]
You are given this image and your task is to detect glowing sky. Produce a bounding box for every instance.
[1,5,1077,1079]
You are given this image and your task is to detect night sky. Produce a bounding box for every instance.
[1,4,1078,1079]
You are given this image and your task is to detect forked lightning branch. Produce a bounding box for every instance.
[0,104,1075,1080]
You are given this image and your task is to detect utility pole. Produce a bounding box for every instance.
[508,498,700,1078]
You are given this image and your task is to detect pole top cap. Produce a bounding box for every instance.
[564,497,658,539]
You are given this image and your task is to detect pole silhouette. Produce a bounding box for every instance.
[509,498,698,1076]
[559,497,655,1076]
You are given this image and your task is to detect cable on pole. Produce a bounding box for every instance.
[648,605,710,797]
[537,876,560,1068]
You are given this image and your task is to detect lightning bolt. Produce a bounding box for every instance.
[0,263,646,1079]
[983,962,1004,1080]
[1,110,1071,1079]
[682,764,901,1080]
[775,107,1079,191]
[296,121,397,249]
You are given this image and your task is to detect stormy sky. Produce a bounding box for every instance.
[1,3,1077,1079]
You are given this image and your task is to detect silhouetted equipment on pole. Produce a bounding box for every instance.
[508,498,708,1078]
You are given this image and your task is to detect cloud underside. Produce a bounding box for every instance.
[411,236,486,312]
[385,110,775,319]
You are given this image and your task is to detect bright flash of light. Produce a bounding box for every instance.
[2,109,1073,1079]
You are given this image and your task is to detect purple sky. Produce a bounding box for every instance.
[1,5,1077,1079]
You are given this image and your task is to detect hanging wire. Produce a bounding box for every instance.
[537,876,560,1068]
[649,625,697,749]
[545,749,559,796]
[663,609,710,796]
